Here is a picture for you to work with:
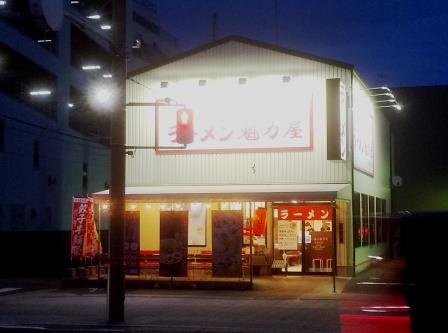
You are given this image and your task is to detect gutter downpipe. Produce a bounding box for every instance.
[350,70,356,277]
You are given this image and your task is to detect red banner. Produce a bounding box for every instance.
[252,208,266,236]
[278,205,333,220]
[71,197,90,258]
[125,211,140,275]
[71,197,100,259]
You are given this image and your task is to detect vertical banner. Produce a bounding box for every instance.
[71,197,89,259]
[212,211,243,277]
[72,197,101,259]
[188,203,207,246]
[82,198,98,258]
[125,211,140,275]
[159,211,188,277]
[252,207,266,236]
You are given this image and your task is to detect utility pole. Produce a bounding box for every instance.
[108,0,127,322]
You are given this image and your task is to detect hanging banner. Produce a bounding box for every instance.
[159,211,188,277]
[71,197,89,259]
[72,197,101,259]
[125,211,140,275]
[278,205,332,220]
[212,211,243,277]
[83,198,99,258]
[252,207,266,236]
[188,203,207,246]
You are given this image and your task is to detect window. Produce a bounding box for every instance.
[33,140,40,169]
[376,197,382,243]
[361,194,368,247]
[353,192,361,248]
[369,196,375,245]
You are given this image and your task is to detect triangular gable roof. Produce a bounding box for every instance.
[128,35,354,78]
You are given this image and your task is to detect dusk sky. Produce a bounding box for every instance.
[155,0,448,88]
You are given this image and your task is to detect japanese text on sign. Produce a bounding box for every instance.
[278,206,332,220]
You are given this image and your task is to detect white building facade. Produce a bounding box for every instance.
[94,36,391,277]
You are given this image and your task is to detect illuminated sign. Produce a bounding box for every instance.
[278,205,333,220]
[353,85,374,175]
[156,86,313,153]
[339,81,347,160]
[326,78,347,160]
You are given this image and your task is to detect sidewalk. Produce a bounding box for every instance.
[1,274,348,332]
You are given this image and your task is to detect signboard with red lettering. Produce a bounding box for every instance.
[71,197,100,259]
[156,91,313,153]
[71,197,88,259]
[125,211,140,275]
[278,205,332,221]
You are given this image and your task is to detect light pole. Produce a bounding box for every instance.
[108,0,126,322]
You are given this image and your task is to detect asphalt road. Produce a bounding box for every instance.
[0,261,414,333]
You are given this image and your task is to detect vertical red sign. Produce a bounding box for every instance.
[82,197,97,257]
[71,198,87,259]
[252,208,267,236]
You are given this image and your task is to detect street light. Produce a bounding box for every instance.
[87,80,119,111]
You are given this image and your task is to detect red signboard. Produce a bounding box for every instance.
[252,208,267,236]
[278,205,332,220]
[71,198,88,259]
[71,197,98,258]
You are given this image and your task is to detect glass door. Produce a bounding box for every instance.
[273,212,303,273]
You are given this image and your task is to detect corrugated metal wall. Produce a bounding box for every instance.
[126,41,353,187]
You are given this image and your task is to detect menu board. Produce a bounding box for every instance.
[159,211,188,277]
[278,220,298,250]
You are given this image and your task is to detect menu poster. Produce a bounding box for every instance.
[278,220,298,250]
[188,203,206,246]
[159,211,188,277]
[212,211,243,277]
[124,211,140,275]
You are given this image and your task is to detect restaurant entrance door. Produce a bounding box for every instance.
[273,204,334,274]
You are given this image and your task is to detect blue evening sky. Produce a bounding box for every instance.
[155,0,448,87]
